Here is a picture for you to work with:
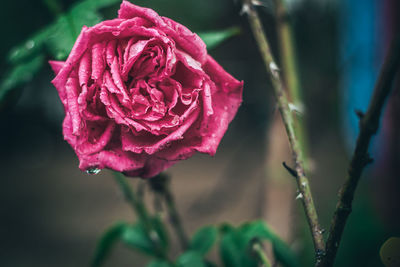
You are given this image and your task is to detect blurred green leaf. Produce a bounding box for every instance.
[219,225,257,267]
[146,260,174,267]
[91,221,128,267]
[177,251,207,267]
[271,237,299,267]
[219,221,299,267]
[0,54,44,107]
[198,27,241,50]
[2,0,122,106]
[46,0,108,60]
[190,226,218,255]
[8,0,120,64]
[122,222,155,256]
[90,216,168,265]
[80,0,122,9]
[7,29,49,64]
[205,261,218,267]
[240,220,299,267]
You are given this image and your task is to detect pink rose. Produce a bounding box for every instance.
[50,1,243,178]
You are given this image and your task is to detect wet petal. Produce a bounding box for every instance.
[118,1,206,63]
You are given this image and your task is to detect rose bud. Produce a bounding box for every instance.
[50,1,243,178]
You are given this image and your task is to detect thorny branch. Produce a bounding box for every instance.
[318,37,400,267]
[239,0,326,259]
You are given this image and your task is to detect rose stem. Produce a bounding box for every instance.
[318,37,400,267]
[113,172,167,258]
[113,172,151,224]
[252,240,272,267]
[240,0,326,259]
[149,174,189,251]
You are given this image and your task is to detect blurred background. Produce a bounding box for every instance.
[0,0,399,266]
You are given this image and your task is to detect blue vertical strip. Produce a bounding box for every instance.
[339,0,383,151]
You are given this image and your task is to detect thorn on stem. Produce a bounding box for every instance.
[269,62,280,79]
[296,192,303,200]
[364,154,374,166]
[283,162,298,178]
[251,0,264,6]
[240,3,251,15]
[288,102,305,115]
[355,109,364,119]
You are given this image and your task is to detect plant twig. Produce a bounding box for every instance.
[113,172,151,224]
[113,172,169,258]
[240,0,326,258]
[149,174,189,251]
[318,37,400,267]
[252,240,272,267]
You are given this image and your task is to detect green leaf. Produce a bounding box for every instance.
[205,261,218,267]
[198,27,241,50]
[146,260,174,267]
[271,238,299,267]
[190,226,218,255]
[7,0,115,64]
[3,0,122,107]
[219,225,257,267]
[0,55,44,107]
[218,221,299,267]
[78,0,122,9]
[176,251,207,267]
[91,222,128,267]
[7,29,49,64]
[240,221,299,267]
[45,6,103,60]
[121,222,155,256]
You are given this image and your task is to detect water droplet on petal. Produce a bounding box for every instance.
[171,115,179,125]
[224,106,228,111]
[86,168,101,175]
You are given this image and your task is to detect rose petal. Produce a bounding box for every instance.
[78,51,91,86]
[203,55,244,94]
[50,3,244,179]
[118,1,207,63]
[196,56,243,155]
[52,27,92,91]
[124,157,177,178]
[79,149,146,173]
[122,108,200,154]
[65,77,82,135]
[91,42,106,81]
[49,60,65,75]
[77,121,115,155]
